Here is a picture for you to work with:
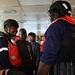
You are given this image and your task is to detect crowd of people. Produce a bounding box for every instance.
[0,1,75,75]
[0,19,41,75]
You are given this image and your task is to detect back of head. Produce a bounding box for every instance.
[4,19,19,29]
[48,1,71,21]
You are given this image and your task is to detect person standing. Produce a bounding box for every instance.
[37,1,75,75]
[0,19,19,69]
[16,28,36,75]
[28,32,40,75]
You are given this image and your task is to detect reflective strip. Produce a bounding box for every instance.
[68,11,71,14]
[63,3,68,9]
[0,47,8,52]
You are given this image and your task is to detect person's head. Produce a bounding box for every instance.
[48,1,71,21]
[28,32,36,41]
[4,19,19,37]
[19,28,27,40]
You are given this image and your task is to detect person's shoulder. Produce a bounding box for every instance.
[32,41,39,46]
[45,20,67,36]
[35,42,40,46]
[0,32,8,47]
[48,20,66,30]
[0,31,7,39]
[0,31,6,37]
[52,20,65,26]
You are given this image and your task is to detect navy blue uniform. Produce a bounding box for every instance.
[0,32,13,69]
[40,16,75,66]
[40,20,65,65]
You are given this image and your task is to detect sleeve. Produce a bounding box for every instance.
[40,22,66,65]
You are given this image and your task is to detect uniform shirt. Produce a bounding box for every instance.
[40,20,67,65]
[0,32,13,69]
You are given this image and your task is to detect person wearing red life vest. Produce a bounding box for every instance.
[37,1,75,75]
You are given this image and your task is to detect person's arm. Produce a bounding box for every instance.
[37,61,51,75]
[0,69,9,75]
[37,21,65,75]
[0,70,3,75]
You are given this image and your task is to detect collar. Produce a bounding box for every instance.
[53,15,75,25]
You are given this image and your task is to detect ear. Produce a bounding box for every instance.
[55,13,59,19]
[4,26,10,33]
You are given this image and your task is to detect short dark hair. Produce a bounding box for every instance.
[28,32,36,39]
[4,19,19,29]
